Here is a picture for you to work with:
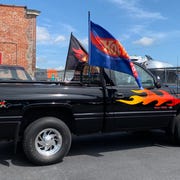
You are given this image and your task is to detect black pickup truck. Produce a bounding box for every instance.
[0,62,180,165]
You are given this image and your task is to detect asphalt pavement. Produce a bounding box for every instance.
[0,131,180,180]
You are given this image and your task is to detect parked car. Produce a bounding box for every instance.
[0,65,32,81]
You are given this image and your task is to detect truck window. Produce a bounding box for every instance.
[67,65,102,85]
[104,63,154,88]
[135,64,154,88]
[114,71,137,87]
[81,65,101,85]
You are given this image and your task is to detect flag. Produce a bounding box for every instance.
[63,33,88,81]
[64,33,88,71]
[89,21,143,89]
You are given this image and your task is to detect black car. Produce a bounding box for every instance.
[0,65,32,81]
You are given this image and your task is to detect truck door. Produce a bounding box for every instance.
[103,63,176,132]
[69,66,105,135]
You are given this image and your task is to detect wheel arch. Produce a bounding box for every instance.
[20,103,75,136]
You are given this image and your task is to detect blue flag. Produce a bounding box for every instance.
[89,21,143,89]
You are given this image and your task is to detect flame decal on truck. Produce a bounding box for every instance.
[116,89,180,107]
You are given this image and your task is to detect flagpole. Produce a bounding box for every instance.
[88,11,91,83]
[63,32,72,81]
[88,11,91,65]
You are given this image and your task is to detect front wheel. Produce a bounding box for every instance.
[23,117,72,165]
[169,114,180,144]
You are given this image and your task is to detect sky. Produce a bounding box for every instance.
[1,0,180,69]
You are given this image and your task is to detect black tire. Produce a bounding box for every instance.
[170,114,180,144]
[23,117,72,165]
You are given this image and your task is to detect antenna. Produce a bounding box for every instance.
[176,56,179,95]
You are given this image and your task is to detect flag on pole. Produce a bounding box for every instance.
[89,20,143,89]
[64,33,88,81]
[65,33,88,71]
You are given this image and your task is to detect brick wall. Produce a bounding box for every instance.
[0,4,40,76]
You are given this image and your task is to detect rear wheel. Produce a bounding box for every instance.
[23,117,71,165]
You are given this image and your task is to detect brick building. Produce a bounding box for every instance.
[0,4,40,76]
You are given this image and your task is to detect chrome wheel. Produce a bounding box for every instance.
[23,117,71,165]
[35,128,62,156]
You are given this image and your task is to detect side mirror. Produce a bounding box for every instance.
[155,81,161,88]
[155,76,161,88]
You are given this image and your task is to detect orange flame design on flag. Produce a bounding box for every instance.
[91,32,130,59]
[72,48,88,63]
[117,89,180,107]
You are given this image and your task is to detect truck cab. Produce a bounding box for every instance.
[68,62,178,134]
